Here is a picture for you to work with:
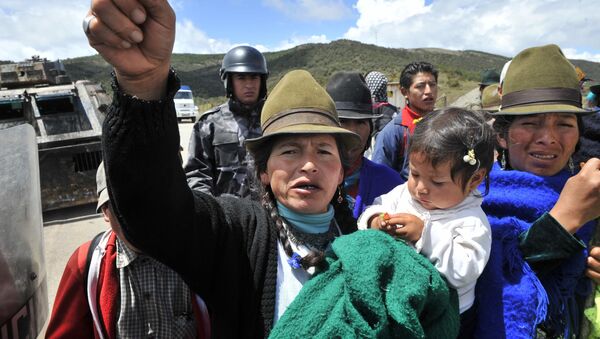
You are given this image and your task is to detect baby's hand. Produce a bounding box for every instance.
[385,213,424,244]
[369,212,424,243]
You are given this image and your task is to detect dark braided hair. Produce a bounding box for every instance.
[250,134,356,271]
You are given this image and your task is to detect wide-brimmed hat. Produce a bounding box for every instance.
[481,83,501,112]
[479,69,500,86]
[497,44,594,115]
[326,71,382,120]
[96,162,109,213]
[245,70,361,154]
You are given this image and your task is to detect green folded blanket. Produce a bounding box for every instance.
[270,230,459,338]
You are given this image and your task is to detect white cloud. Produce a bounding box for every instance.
[174,20,233,54]
[1,0,599,64]
[344,0,600,61]
[562,48,600,63]
[0,1,94,61]
[272,34,331,51]
[264,0,352,21]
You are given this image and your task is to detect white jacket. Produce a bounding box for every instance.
[357,183,491,313]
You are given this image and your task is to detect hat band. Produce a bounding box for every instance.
[262,108,340,134]
[334,101,373,113]
[502,87,582,109]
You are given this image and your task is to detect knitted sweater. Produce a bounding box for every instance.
[474,164,595,338]
[101,71,355,338]
[269,230,459,338]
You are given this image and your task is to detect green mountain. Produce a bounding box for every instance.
[61,39,600,107]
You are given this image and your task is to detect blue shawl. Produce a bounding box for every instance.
[474,164,595,338]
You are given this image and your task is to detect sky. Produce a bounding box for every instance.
[1,0,599,63]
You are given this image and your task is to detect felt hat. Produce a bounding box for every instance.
[326,71,382,119]
[498,44,594,115]
[96,162,109,213]
[479,69,501,86]
[245,70,361,154]
[481,83,501,112]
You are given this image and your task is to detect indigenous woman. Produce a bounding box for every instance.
[474,44,600,338]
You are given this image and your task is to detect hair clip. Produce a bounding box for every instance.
[463,149,477,166]
[287,252,302,269]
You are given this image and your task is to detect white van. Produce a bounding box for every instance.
[174,85,198,122]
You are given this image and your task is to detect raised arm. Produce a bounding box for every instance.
[84,1,230,296]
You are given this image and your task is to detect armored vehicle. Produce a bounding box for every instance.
[0,124,48,339]
[0,56,110,211]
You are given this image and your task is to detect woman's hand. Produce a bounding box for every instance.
[85,0,175,100]
[371,213,424,244]
[550,158,600,233]
[587,247,600,284]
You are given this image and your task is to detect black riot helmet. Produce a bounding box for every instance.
[219,46,269,100]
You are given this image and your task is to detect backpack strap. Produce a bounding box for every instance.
[86,230,112,339]
[84,231,105,287]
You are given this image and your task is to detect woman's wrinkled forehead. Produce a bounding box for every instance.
[271,134,340,150]
[510,112,578,125]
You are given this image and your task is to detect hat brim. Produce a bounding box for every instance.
[337,109,383,120]
[493,103,597,116]
[482,105,500,113]
[96,189,109,213]
[245,124,362,155]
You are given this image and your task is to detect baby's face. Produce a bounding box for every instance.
[407,153,470,210]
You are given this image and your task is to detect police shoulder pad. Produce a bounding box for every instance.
[198,105,222,120]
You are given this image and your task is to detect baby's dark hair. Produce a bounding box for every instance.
[408,107,495,194]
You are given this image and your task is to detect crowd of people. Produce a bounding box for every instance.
[45,1,600,338]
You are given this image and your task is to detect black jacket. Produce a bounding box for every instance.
[184,99,261,198]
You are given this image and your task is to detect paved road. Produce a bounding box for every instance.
[39,121,194,337]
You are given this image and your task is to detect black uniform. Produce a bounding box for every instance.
[184,100,262,198]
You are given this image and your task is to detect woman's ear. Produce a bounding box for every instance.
[260,171,270,186]
[496,133,508,149]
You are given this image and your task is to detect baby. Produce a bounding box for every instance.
[358,107,495,336]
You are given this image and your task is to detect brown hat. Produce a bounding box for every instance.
[481,83,501,112]
[498,44,593,115]
[245,70,361,154]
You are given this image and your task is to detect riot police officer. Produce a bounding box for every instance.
[184,46,268,197]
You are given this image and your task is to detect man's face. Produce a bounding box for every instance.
[402,72,437,116]
[231,73,261,105]
[340,118,370,165]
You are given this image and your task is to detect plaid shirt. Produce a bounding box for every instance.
[116,237,197,338]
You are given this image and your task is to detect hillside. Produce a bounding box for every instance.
[61,39,600,107]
